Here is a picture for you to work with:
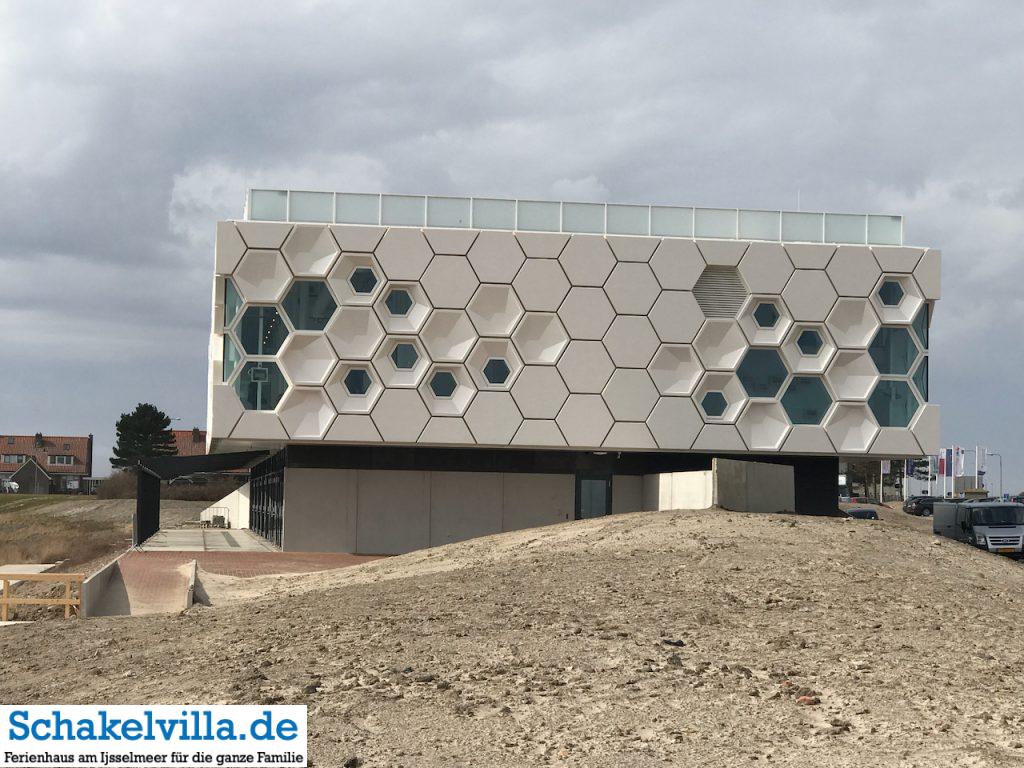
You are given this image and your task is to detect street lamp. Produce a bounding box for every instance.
[989,452,1004,497]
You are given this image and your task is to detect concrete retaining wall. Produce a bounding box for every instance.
[642,471,714,511]
[713,458,795,513]
[80,556,121,618]
[201,481,251,529]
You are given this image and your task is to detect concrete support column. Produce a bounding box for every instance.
[791,456,840,515]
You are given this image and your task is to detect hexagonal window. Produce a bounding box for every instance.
[701,391,728,418]
[913,356,929,401]
[430,371,458,398]
[391,343,419,370]
[282,280,337,331]
[222,335,242,382]
[753,302,780,328]
[349,267,378,295]
[737,348,789,398]
[385,288,413,317]
[868,379,920,427]
[233,361,288,411]
[781,376,833,425]
[344,368,373,396]
[878,280,905,306]
[237,306,289,355]
[797,329,823,356]
[869,327,918,375]
[483,358,511,385]
[224,279,243,327]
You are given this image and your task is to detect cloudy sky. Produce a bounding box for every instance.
[2,1,1021,488]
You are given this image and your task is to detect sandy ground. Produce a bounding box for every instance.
[3,505,1024,766]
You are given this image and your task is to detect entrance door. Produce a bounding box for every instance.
[575,474,611,519]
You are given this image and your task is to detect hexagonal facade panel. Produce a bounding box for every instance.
[418,364,476,417]
[784,243,835,269]
[557,287,615,340]
[648,344,704,396]
[557,340,615,394]
[277,388,336,440]
[915,250,941,300]
[782,270,837,322]
[646,397,703,449]
[516,232,569,259]
[466,284,524,337]
[466,231,525,283]
[602,369,659,421]
[327,252,385,307]
[326,414,382,443]
[697,240,747,267]
[420,310,478,363]
[282,280,337,331]
[373,282,431,334]
[826,298,880,348]
[512,420,567,447]
[420,255,479,309]
[869,327,919,375]
[693,372,747,423]
[513,259,570,312]
[236,222,292,249]
[693,319,748,371]
[826,246,881,297]
[870,273,925,325]
[556,394,614,447]
[648,290,705,344]
[328,225,386,253]
[737,402,791,451]
[374,227,434,281]
[826,350,878,401]
[467,338,523,391]
[558,235,616,286]
[233,249,292,303]
[371,388,431,443]
[692,266,748,318]
[422,228,479,256]
[372,336,431,388]
[511,366,569,419]
[603,316,660,368]
[326,362,384,414]
[419,417,475,445]
[781,323,836,375]
[325,306,385,360]
[650,239,705,290]
[215,222,247,275]
[736,348,789,399]
[873,246,923,273]
[738,295,792,346]
[738,243,793,294]
[603,422,657,449]
[604,262,660,314]
[464,391,523,445]
[513,313,569,365]
[607,235,659,263]
[278,334,337,386]
[868,379,920,428]
[282,224,340,277]
[825,403,879,454]
[781,376,833,425]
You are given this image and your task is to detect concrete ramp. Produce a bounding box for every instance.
[84,556,195,617]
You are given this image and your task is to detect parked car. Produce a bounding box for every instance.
[905,495,940,516]
[847,507,879,520]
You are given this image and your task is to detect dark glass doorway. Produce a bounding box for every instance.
[575,473,611,519]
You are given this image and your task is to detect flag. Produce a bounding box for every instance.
[955,445,966,477]
[938,452,946,477]
[978,447,987,477]
[944,448,953,478]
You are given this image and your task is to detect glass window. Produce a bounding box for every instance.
[427,197,471,228]
[344,368,372,396]
[237,306,289,355]
[797,329,823,355]
[381,195,425,226]
[739,210,780,241]
[349,267,378,295]
[335,193,379,225]
[701,391,728,417]
[782,212,824,242]
[868,215,902,246]
[48,455,73,465]
[483,358,511,384]
[913,356,929,401]
[385,288,413,316]
[737,348,788,398]
[224,279,243,327]
[391,343,419,370]
[651,206,693,237]
[472,198,516,230]
[282,281,337,331]
[430,371,458,398]
[877,280,904,306]
[223,335,242,382]
[234,361,288,410]
[869,327,918,375]
[606,204,649,235]
[868,379,919,427]
[289,191,332,222]
[912,304,929,349]
[825,213,866,244]
[562,202,604,233]
[753,302,780,328]
[516,200,560,232]
[694,208,736,239]
[781,376,833,425]
[248,190,287,221]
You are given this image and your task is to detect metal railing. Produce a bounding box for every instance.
[244,189,904,246]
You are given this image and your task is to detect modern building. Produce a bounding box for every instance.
[0,433,94,493]
[204,191,939,553]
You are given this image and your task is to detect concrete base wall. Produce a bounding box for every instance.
[642,471,714,511]
[283,468,573,555]
[713,458,794,513]
[201,481,251,529]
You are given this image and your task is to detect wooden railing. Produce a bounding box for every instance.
[1,573,84,621]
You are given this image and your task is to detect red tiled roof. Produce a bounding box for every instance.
[172,429,207,457]
[0,434,92,475]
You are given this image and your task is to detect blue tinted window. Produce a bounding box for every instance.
[701,391,728,417]
[913,357,928,401]
[282,280,337,331]
[344,368,372,395]
[869,379,919,427]
[234,362,287,410]
[237,306,289,355]
[869,327,918,375]
[737,348,788,398]
[430,371,458,397]
[483,358,511,384]
[797,330,823,356]
[224,279,243,327]
[878,280,904,306]
[385,289,413,316]
[349,267,378,294]
[391,343,419,369]
[781,376,833,425]
[753,302,779,328]
[912,304,929,349]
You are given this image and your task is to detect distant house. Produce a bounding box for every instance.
[0,433,94,493]
[171,428,207,457]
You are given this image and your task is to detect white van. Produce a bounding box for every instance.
[933,500,1024,557]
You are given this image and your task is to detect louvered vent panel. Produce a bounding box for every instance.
[692,266,748,318]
